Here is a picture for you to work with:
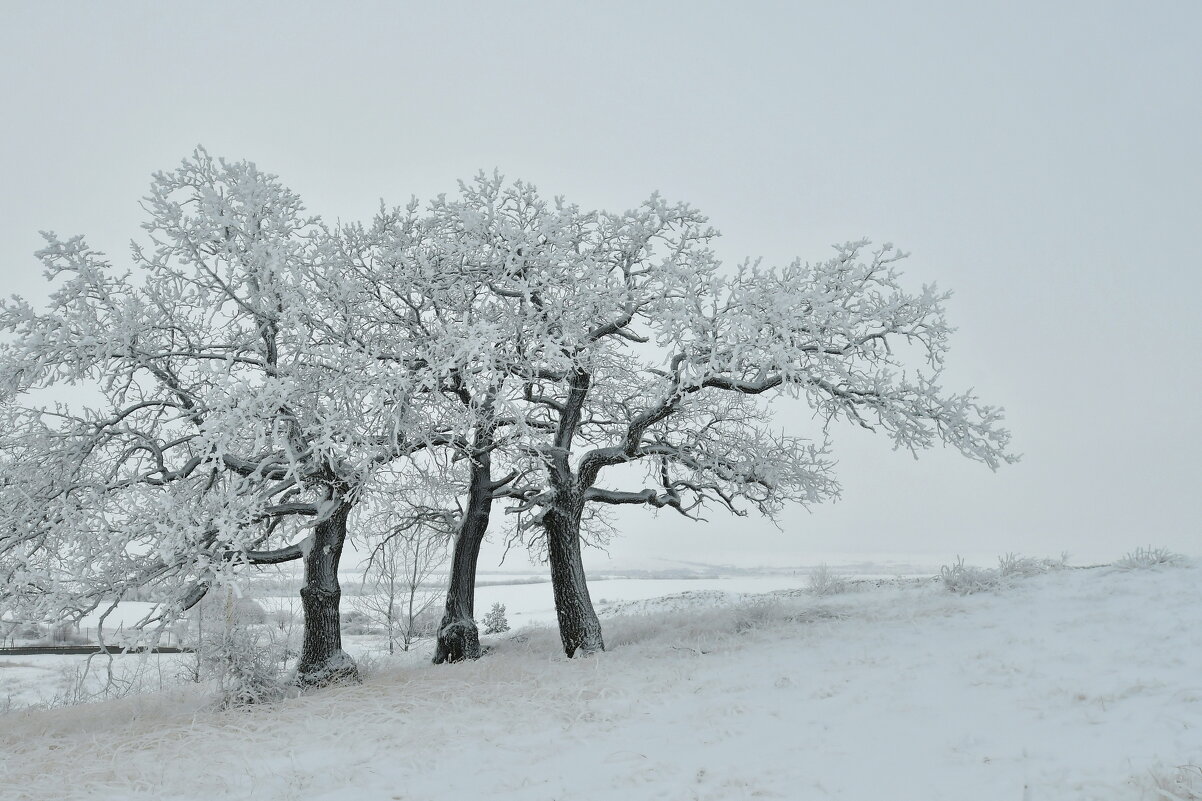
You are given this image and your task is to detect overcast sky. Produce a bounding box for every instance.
[2,2,1198,568]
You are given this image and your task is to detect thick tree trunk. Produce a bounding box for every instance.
[545,499,604,657]
[295,499,360,688]
[433,454,491,664]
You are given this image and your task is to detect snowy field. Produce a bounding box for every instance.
[480,574,864,628]
[2,558,1200,800]
[0,573,865,710]
[1,565,918,709]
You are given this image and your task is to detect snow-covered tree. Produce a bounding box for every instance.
[480,602,509,635]
[0,150,454,686]
[321,199,529,664]
[430,177,1017,657]
[0,157,1016,675]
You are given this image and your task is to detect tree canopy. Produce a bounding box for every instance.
[0,151,1015,677]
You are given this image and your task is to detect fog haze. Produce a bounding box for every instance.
[2,2,1198,567]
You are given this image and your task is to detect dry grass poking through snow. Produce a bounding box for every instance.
[1134,763,1202,800]
[1115,546,1188,571]
[1,558,1200,801]
[939,552,1071,594]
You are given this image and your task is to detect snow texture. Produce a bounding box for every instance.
[2,561,1200,800]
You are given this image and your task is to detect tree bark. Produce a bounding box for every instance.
[542,368,604,657]
[544,497,604,658]
[295,499,360,687]
[433,453,491,664]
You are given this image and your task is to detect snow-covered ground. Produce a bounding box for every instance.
[0,569,876,709]
[481,574,846,628]
[2,560,1200,800]
[0,652,191,712]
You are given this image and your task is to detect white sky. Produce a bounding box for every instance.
[2,2,1199,568]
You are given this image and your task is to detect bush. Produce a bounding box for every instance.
[232,598,268,625]
[411,606,442,639]
[182,589,284,707]
[941,553,1069,595]
[807,564,848,596]
[341,608,385,635]
[732,598,786,634]
[481,603,509,635]
[205,619,283,708]
[54,623,91,645]
[997,552,1067,579]
[15,623,45,641]
[342,615,385,637]
[940,557,1001,595]
[1115,546,1186,571]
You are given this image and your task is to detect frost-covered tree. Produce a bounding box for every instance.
[428,385,516,664]
[0,158,1016,676]
[480,602,509,635]
[431,177,1017,657]
[322,199,529,664]
[0,151,453,686]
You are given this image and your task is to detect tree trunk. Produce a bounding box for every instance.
[545,499,604,658]
[433,454,491,664]
[296,499,360,687]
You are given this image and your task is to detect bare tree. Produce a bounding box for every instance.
[355,506,449,654]
[266,593,302,673]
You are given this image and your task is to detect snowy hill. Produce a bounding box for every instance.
[2,561,1200,800]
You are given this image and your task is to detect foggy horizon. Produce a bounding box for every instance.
[3,2,1198,567]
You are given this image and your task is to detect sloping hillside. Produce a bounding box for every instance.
[2,562,1200,801]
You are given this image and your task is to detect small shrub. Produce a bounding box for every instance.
[48,655,156,707]
[50,661,105,707]
[941,552,1070,595]
[233,598,268,625]
[342,618,385,636]
[36,622,91,646]
[16,623,45,641]
[481,603,510,635]
[1115,546,1186,571]
[411,606,442,639]
[342,607,391,636]
[997,552,1067,579]
[353,651,381,678]
[205,620,283,708]
[185,589,284,707]
[940,557,1001,595]
[732,598,786,633]
[807,564,847,596]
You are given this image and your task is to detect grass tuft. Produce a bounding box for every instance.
[940,552,1068,595]
[1115,546,1187,571]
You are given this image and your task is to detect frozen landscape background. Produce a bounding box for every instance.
[2,2,1198,565]
[3,553,1200,800]
[2,3,1200,800]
